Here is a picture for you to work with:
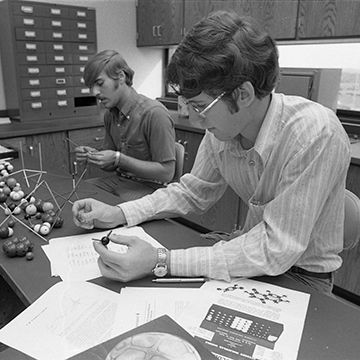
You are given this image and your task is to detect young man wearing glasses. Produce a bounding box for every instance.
[72,11,350,295]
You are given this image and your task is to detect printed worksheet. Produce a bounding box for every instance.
[42,226,164,281]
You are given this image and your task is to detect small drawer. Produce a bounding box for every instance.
[72,54,91,64]
[49,98,74,109]
[21,88,48,100]
[73,86,92,97]
[17,53,46,65]
[68,7,96,21]
[42,18,72,30]
[44,29,71,42]
[13,15,43,28]
[22,99,50,111]
[12,2,44,17]
[16,41,46,53]
[45,42,73,53]
[15,28,45,41]
[18,65,50,77]
[47,87,75,99]
[42,5,70,19]
[71,42,96,54]
[68,19,95,32]
[70,31,96,43]
[46,53,73,64]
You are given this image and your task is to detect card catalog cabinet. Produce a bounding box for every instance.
[0,0,98,122]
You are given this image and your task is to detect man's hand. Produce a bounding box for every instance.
[72,198,126,229]
[93,234,158,282]
[74,146,96,164]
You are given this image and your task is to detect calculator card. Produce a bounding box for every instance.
[195,304,284,359]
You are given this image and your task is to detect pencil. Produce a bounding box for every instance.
[152,278,207,283]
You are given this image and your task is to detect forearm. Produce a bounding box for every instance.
[119,153,174,183]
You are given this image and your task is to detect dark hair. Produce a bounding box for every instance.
[166,10,279,103]
[83,50,134,87]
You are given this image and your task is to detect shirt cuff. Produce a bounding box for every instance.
[170,245,231,282]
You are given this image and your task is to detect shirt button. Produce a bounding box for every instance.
[248,160,255,165]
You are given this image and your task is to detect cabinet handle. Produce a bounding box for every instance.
[94,136,104,142]
[152,26,157,37]
[157,25,162,37]
[29,145,34,156]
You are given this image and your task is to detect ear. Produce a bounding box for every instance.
[237,81,255,107]
[117,70,126,84]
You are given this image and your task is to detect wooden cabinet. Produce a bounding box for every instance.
[334,163,360,296]
[137,0,360,46]
[137,0,299,46]
[232,0,298,40]
[3,132,69,173]
[184,0,298,40]
[297,0,360,39]
[136,0,184,46]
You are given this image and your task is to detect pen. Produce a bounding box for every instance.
[152,278,207,283]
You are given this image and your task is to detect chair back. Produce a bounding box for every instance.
[343,189,360,250]
[171,142,185,182]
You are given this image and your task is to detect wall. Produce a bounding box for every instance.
[0,0,164,111]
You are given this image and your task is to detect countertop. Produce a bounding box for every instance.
[1,110,360,165]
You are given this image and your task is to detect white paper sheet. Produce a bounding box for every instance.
[42,226,163,281]
[178,278,310,360]
[115,287,202,333]
[0,282,127,360]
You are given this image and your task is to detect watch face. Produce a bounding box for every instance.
[153,264,168,277]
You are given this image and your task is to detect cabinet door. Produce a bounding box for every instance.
[233,0,298,40]
[25,132,69,174]
[68,127,108,180]
[183,0,233,34]
[137,0,183,46]
[298,0,360,39]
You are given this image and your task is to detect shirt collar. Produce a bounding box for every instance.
[109,87,140,119]
[253,93,284,164]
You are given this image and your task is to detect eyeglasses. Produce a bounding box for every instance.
[181,92,226,119]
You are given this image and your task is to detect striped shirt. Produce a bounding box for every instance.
[119,93,351,281]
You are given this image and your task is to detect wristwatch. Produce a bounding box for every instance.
[152,248,168,277]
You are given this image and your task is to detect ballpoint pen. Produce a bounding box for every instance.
[152,278,207,283]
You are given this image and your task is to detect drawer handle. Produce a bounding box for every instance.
[94,137,104,142]
[53,44,64,51]
[56,78,66,85]
[51,20,62,28]
[25,43,37,51]
[52,32,63,39]
[50,8,62,16]
[25,31,36,38]
[21,6,34,14]
[28,67,39,74]
[77,11,86,18]
[31,102,43,109]
[23,18,35,26]
[55,67,65,74]
[57,100,68,107]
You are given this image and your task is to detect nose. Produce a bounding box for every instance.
[91,85,100,97]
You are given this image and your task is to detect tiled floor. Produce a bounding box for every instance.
[0,276,26,352]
